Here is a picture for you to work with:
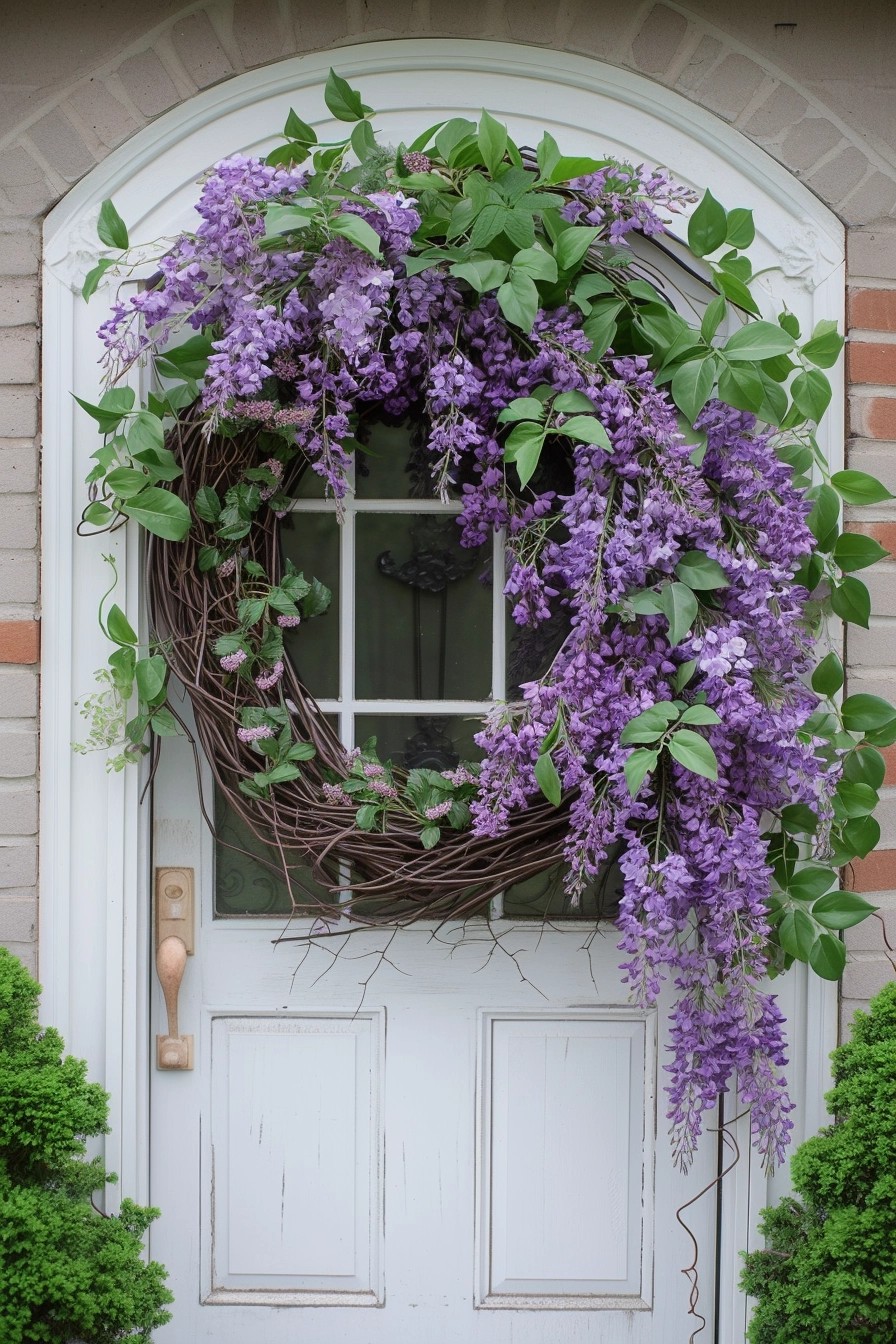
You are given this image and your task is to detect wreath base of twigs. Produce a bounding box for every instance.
[147,412,593,925]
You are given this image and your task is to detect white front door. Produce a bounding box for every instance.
[40,38,845,1344]
[151,734,717,1342]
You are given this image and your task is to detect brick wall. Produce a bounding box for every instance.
[2,0,896,1024]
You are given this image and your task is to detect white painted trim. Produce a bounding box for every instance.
[40,36,843,1323]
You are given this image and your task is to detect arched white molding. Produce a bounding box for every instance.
[41,40,843,1340]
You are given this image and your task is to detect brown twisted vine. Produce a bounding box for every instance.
[147,410,575,921]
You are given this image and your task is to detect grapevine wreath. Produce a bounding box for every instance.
[76,71,896,1170]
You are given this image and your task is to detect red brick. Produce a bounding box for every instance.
[0,620,39,664]
[848,341,896,387]
[848,521,896,556]
[882,745,896,786]
[846,849,896,893]
[849,288,896,333]
[852,395,896,439]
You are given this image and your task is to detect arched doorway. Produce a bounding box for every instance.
[41,39,843,1342]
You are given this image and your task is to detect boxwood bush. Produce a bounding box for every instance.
[741,979,896,1342]
[0,946,172,1343]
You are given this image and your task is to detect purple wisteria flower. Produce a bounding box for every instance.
[94,138,838,1173]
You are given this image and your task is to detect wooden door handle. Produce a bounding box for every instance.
[156,934,194,1070]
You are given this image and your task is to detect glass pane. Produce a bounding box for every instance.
[292,461,328,498]
[502,859,623,921]
[214,786,338,917]
[353,713,482,770]
[355,418,431,499]
[506,609,569,695]
[355,514,492,699]
[280,512,340,698]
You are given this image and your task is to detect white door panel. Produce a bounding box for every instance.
[151,730,712,1343]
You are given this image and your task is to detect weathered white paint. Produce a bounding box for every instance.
[40,38,844,1344]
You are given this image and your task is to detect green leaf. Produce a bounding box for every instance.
[498,396,547,423]
[121,487,192,542]
[624,748,659,797]
[535,131,561,181]
[801,320,844,370]
[547,156,605,184]
[831,575,871,634]
[97,199,129,251]
[674,550,729,591]
[350,119,377,159]
[135,654,167,705]
[330,213,382,257]
[844,746,886,791]
[678,704,721,727]
[420,824,441,849]
[107,603,138,646]
[477,109,508,174]
[105,467,148,500]
[722,322,796,361]
[671,356,716,423]
[718,362,765,414]
[82,501,116,528]
[806,484,841,553]
[284,108,317,143]
[553,391,595,413]
[582,300,623,359]
[355,804,379,831]
[193,486,221,523]
[265,142,312,168]
[837,780,879,818]
[511,246,557,283]
[780,804,820,836]
[324,68,367,121]
[688,190,727,257]
[842,693,896,732]
[714,269,760,315]
[674,659,698,692]
[834,533,889,572]
[812,651,844,696]
[572,273,615,309]
[534,751,562,806]
[74,386,135,434]
[450,258,509,292]
[503,421,545,489]
[554,226,601,272]
[658,582,698,646]
[127,411,165,459]
[539,710,564,755]
[157,333,214,379]
[843,814,881,858]
[435,117,477,163]
[700,295,727,343]
[554,415,611,448]
[778,310,801,339]
[830,470,894,506]
[778,909,817,960]
[288,742,316,762]
[813,891,877,930]
[808,931,846,980]
[497,270,539,333]
[82,258,115,302]
[786,866,835,900]
[150,706,179,737]
[620,702,678,746]
[791,368,832,422]
[668,728,719,781]
[725,208,755,248]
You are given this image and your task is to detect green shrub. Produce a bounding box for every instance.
[741,979,896,1343]
[0,946,172,1343]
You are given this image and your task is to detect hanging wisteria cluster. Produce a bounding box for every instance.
[76,71,896,1171]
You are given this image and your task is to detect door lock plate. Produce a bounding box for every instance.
[155,867,194,954]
